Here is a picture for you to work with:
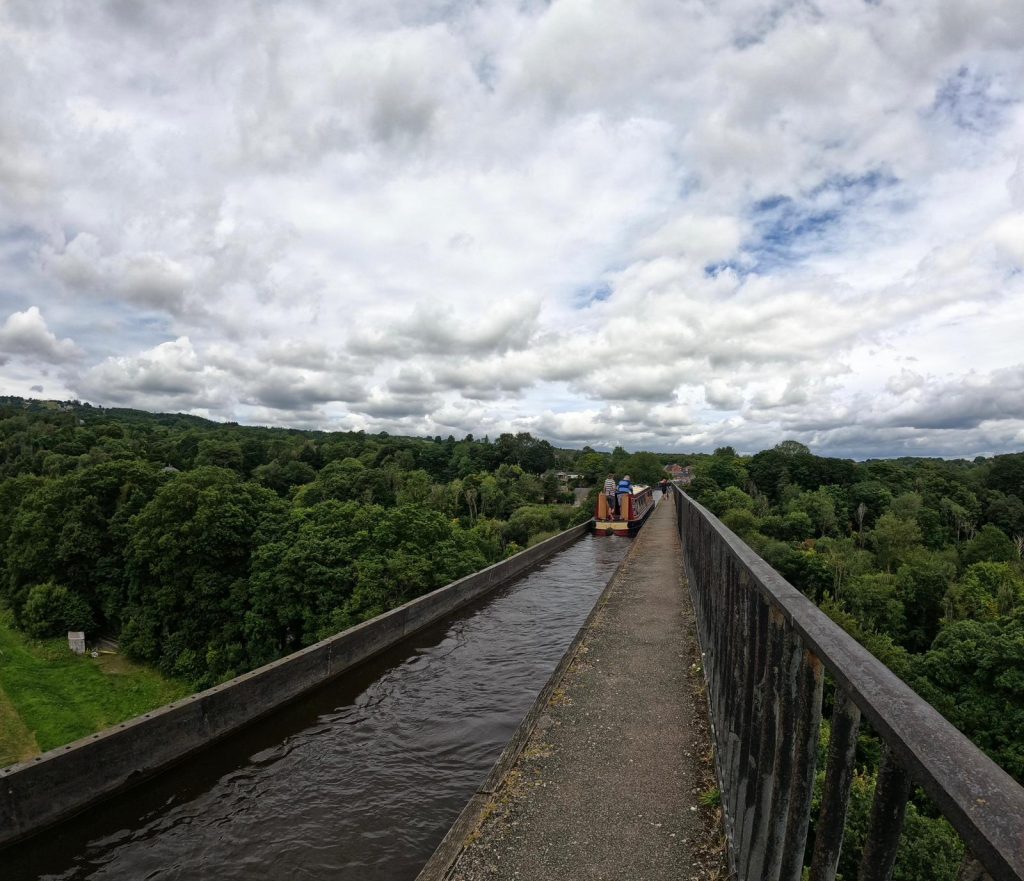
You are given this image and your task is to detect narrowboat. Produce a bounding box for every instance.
[594,485,656,536]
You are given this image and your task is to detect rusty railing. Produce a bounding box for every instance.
[673,488,1024,881]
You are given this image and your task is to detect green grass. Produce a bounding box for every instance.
[0,680,38,767]
[0,611,190,766]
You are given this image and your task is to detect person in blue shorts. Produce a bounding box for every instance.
[616,474,632,517]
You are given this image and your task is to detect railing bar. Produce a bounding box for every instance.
[779,649,825,881]
[721,562,740,853]
[808,688,861,881]
[723,567,748,848]
[742,606,787,881]
[720,573,740,800]
[730,580,756,851]
[736,593,770,862]
[762,627,804,881]
[857,747,912,881]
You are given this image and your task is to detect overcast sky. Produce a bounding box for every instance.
[1,1,1023,457]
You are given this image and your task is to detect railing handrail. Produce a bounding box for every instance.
[675,488,1024,880]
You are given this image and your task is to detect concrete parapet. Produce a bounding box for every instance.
[0,520,591,850]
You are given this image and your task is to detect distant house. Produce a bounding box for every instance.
[665,464,695,485]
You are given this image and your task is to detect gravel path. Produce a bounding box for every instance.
[446,496,725,881]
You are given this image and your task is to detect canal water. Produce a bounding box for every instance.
[7,534,631,881]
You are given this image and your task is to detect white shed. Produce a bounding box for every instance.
[68,632,86,655]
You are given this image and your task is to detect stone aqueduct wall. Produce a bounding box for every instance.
[0,521,592,849]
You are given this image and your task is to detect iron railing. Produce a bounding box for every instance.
[673,487,1024,881]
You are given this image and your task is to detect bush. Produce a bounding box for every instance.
[721,508,759,537]
[22,582,94,638]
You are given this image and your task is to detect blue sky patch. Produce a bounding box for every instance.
[931,66,1015,134]
[731,169,900,272]
[573,282,613,308]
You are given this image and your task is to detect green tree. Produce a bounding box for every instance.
[944,563,1024,623]
[122,467,287,684]
[609,445,631,474]
[816,537,873,599]
[195,437,245,472]
[870,513,923,572]
[22,582,95,637]
[575,451,609,483]
[626,451,665,486]
[710,486,755,516]
[787,488,838,537]
[844,572,905,636]
[914,609,1024,780]
[961,524,1016,566]
[894,549,957,652]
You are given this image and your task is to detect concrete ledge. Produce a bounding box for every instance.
[0,519,592,850]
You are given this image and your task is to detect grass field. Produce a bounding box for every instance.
[0,611,190,767]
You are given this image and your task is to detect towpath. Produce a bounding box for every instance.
[435,495,724,880]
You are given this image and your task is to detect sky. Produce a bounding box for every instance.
[1,0,1023,458]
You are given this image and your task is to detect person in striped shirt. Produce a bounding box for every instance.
[603,474,618,518]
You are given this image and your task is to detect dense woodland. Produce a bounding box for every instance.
[2,398,1022,878]
[0,398,621,688]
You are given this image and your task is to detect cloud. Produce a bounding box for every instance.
[44,234,193,314]
[878,365,1024,430]
[350,297,543,358]
[0,307,81,363]
[705,380,745,411]
[74,337,217,409]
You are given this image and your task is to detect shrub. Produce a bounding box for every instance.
[22,582,94,638]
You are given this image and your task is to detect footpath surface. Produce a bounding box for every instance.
[439,496,724,881]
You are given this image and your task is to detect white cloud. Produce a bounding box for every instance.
[0,306,81,364]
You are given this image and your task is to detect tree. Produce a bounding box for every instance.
[849,481,893,530]
[787,488,838,537]
[122,467,287,684]
[944,563,1024,623]
[22,581,94,637]
[914,609,1024,780]
[195,437,245,472]
[986,492,1024,539]
[252,459,317,496]
[816,537,873,599]
[575,451,609,483]
[894,549,957,652]
[626,451,665,486]
[986,453,1024,498]
[870,513,923,572]
[960,524,1016,566]
[707,448,748,490]
[721,508,759,537]
[775,439,810,457]
[396,469,432,506]
[609,445,631,474]
[710,486,755,516]
[844,572,905,636]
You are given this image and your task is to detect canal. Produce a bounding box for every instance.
[6,534,630,881]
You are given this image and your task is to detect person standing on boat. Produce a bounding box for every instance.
[603,473,618,518]
[616,474,632,519]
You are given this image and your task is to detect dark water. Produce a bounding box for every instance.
[6,535,630,881]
